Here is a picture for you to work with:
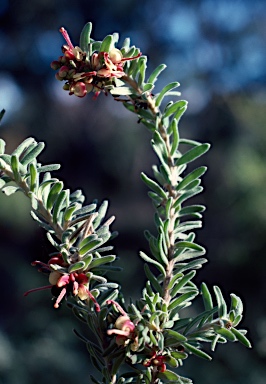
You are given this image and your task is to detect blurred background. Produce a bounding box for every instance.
[0,0,266,383]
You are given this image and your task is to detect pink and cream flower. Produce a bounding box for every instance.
[24,254,100,311]
[106,300,137,348]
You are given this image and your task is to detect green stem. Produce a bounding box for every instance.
[122,75,180,306]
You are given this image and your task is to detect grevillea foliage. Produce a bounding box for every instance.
[0,22,251,384]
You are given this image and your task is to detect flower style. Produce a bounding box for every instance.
[51,27,141,98]
[24,254,100,311]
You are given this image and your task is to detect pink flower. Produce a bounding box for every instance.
[24,254,100,311]
[106,300,136,347]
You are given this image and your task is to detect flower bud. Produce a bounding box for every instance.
[58,65,69,78]
[70,81,87,97]
[109,48,123,64]
[50,61,61,70]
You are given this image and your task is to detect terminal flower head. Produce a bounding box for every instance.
[51,26,141,98]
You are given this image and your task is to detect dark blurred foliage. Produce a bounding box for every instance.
[0,0,266,383]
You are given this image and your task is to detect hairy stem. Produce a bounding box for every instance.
[122,76,180,303]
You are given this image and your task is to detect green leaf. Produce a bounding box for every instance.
[165,329,187,342]
[214,285,227,318]
[147,64,167,85]
[10,155,21,183]
[158,370,192,383]
[12,137,36,157]
[173,101,188,123]
[177,258,207,273]
[176,167,207,192]
[68,261,86,273]
[137,56,147,86]
[167,272,184,290]
[63,203,79,222]
[171,270,196,297]
[38,178,58,202]
[176,143,210,166]
[52,189,68,224]
[230,293,243,317]
[173,186,203,207]
[179,205,205,217]
[37,164,61,173]
[215,327,236,342]
[46,181,64,211]
[175,241,205,252]
[20,142,45,166]
[144,264,163,295]
[79,22,92,52]
[100,35,113,52]
[230,328,252,348]
[29,163,38,192]
[170,119,179,156]
[155,82,180,107]
[201,283,214,313]
[168,290,198,311]
[143,83,154,93]
[90,41,101,53]
[139,251,166,276]
[164,100,187,118]
[141,172,168,199]
[171,351,188,360]
[184,307,218,334]
[88,255,116,269]
[92,200,108,229]
[183,342,212,360]
[79,239,103,256]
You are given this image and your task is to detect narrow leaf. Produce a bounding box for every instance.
[20,142,45,166]
[214,285,227,318]
[147,63,167,85]
[88,255,116,269]
[165,329,187,342]
[68,261,86,273]
[176,144,210,166]
[46,181,64,211]
[139,251,166,276]
[79,22,92,52]
[141,172,168,199]
[183,342,212,360]
[215,327,236,342]
[231,328,252,348]
[155,82,180,107]
[79,239,103,256]
[52,189,68,224]
[100,35,113,52]
[176,167,207,192]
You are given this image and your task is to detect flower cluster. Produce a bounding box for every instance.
[51,27,141,98]
[24,253,100,311]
